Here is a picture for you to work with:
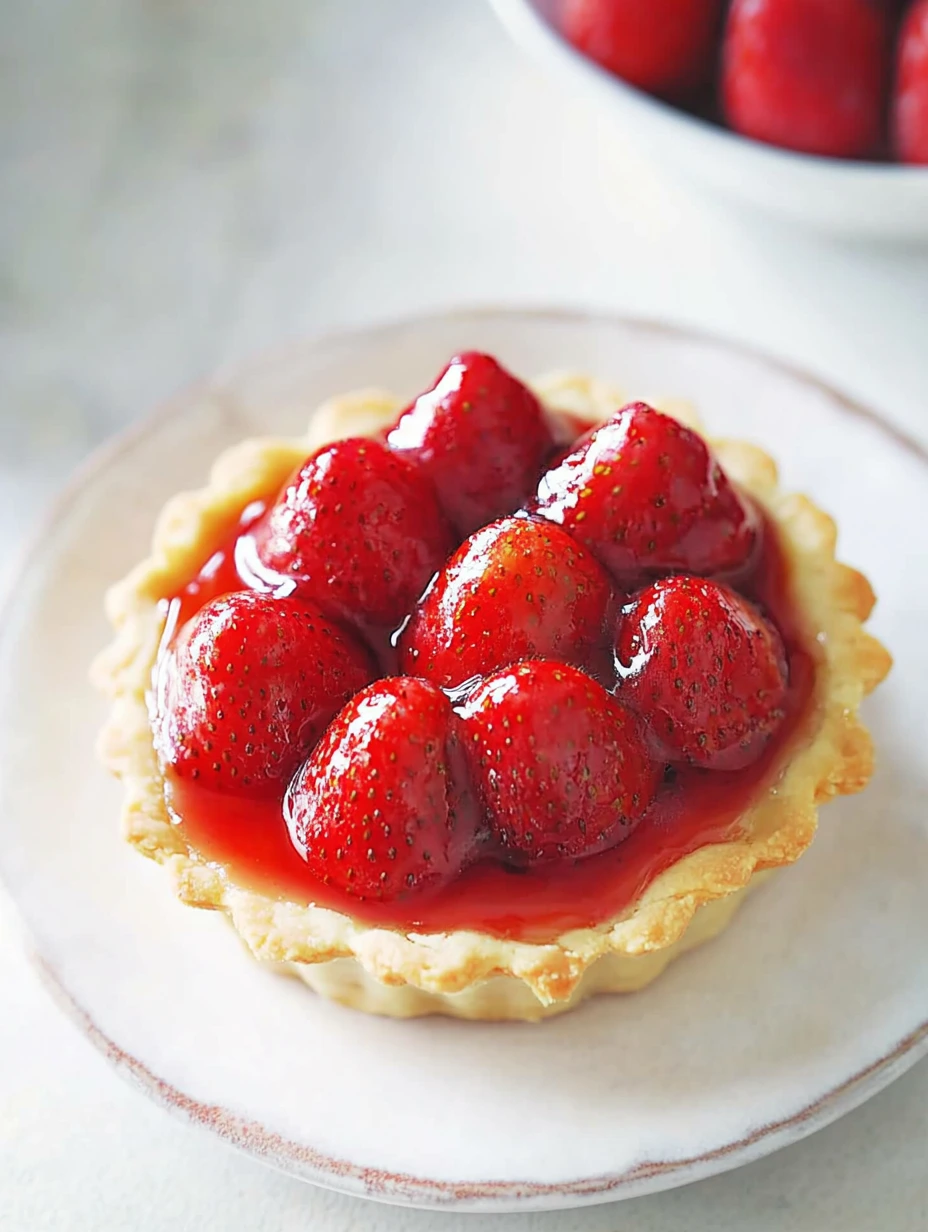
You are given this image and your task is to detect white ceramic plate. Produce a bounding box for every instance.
[1,310,926,1213]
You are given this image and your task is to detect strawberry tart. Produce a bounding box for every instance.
[93,353,891,1020]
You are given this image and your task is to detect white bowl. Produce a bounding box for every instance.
[489,0,928,238]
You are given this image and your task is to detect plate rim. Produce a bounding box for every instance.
[2,305,927,1212]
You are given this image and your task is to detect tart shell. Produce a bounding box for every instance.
[92,375,892,1019]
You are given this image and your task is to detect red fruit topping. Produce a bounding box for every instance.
[399,516,615,691]
[251,437,454,629]
[722,0,889,159]
[531,402,757,586]
[287,678,479,900]
[387,352,555,537]
[615,575,788,771]
[561,0,722,97]
[461,660,659,864]
[155,591,375,796]
[894,0,928,165]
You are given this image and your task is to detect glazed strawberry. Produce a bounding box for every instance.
[722,0,889,158]
[531,402,757,586]
[894,0,928,164]
[461,660,658,864]
[561,0,722,97]
[155,592,375,796]
[287,678,479,900]
[250,437,454,629]
[615,575,788,771]
[387,352,555,537]
[399,517,615,692]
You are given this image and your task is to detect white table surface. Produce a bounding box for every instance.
[2,1,927,1228]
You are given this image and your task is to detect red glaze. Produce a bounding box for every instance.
[531,402,758,587]
[894,0,928,165]
[250,437,455,628]
[171,500,267,627]
[155,592,375,797]
[561,0,723,97]
[158,513,815,941]
[153,357,818,942]
[616,575,788,771]
[398,517,616,692]
[287,678,480,900]
[461,661,659,863]
[387,352,556,537]
[722,0,889,158]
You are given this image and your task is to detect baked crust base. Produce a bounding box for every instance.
[92,374,891,1019]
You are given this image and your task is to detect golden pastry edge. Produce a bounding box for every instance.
[90,373,892,1018]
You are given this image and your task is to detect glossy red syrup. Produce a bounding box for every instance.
[171,501,267,627]
[158,461,817,944]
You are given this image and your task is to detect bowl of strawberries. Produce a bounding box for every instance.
[490,0,928,236]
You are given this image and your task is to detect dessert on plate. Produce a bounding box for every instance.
[93,351,891,1020]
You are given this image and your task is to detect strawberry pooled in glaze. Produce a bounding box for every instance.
[615,575,789,771]
[287,678,480,900]
[155,591,375,796]
[531,401,759,587]
[462,661,659,864]
[399,516,616,692]
[558,0,910,167]
[250,436,455,628]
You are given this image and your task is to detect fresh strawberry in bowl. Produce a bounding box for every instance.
[894,0,928,164]
[488,0,928,235]
[722,0,890,159]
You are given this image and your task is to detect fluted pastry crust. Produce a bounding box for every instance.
[92,374,891,1018]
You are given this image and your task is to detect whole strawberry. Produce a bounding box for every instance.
[287,678,480,900]
[461,660,659,864]
[894,0,928,165]
[562,0,723,97]
[722,0,889,159]
[251,437,454,629]
[615,575,788,771]
[387,352,555,537]
[530,402,757,586]
[399,516,615,692]
[155,591,375,796]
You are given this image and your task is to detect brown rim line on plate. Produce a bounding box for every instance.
[0,309,923,1210]
[24,948,928,1208]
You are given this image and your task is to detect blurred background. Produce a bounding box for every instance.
[1,1,927,1228]
[4,0,928,605]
